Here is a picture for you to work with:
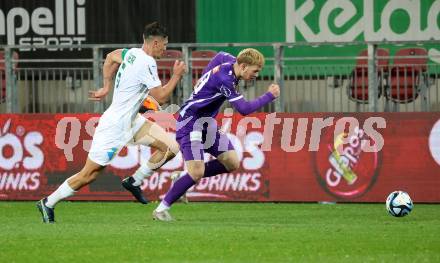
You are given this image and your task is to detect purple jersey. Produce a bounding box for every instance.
[202,51,236,75]
[177,52,242,137]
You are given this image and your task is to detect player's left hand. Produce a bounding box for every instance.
[88,87,109,101]
[173,60,187,77]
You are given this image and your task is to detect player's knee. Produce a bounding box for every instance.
[168,141,180,156]
[224,157,240,172]
[225,160,240,172]
[188,164,205,182]
[153,140,168,152]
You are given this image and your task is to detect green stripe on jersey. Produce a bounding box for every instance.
[121,48,129,60]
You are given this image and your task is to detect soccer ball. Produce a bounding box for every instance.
[386,191,414,217]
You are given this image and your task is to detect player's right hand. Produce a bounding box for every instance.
[173,60,187,77]
[268,84,280,98]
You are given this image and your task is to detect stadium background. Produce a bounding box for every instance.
[0,0,440,204]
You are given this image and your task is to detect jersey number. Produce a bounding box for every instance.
[115,54,136,89]
[193,70,211,94]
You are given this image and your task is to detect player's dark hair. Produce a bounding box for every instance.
[143,22,168,40]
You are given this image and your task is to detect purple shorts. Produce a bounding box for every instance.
[177,129,235,161]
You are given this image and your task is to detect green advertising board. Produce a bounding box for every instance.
[197,0,440,67]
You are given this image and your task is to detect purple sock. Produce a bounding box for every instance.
[163,174,195,206]
[163,160,229,206]
[203,159,229,178]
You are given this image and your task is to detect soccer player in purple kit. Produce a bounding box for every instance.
[153,48,280,221]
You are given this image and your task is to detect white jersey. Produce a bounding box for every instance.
[88,48,161,166]
[101,48,161,127]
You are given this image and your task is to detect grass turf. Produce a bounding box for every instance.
[0,202,439,262]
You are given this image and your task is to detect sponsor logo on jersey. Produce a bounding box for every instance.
[220,85,232,98]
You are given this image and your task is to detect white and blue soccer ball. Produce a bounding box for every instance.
[386,191,414,217]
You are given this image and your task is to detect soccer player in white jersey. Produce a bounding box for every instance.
[37,22,186,223]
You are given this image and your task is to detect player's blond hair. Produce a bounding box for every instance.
[237,48,265,67]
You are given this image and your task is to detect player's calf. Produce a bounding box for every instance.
[171,171,189,204]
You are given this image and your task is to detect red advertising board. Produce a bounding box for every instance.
[0,113,439,203]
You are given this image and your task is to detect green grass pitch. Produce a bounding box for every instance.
[1,202,439,262]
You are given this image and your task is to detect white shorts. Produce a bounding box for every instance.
[88,113,145,166]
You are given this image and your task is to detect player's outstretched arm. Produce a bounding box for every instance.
[89,49,123,101]
[149,60,186,104]
[230,84,280,115]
